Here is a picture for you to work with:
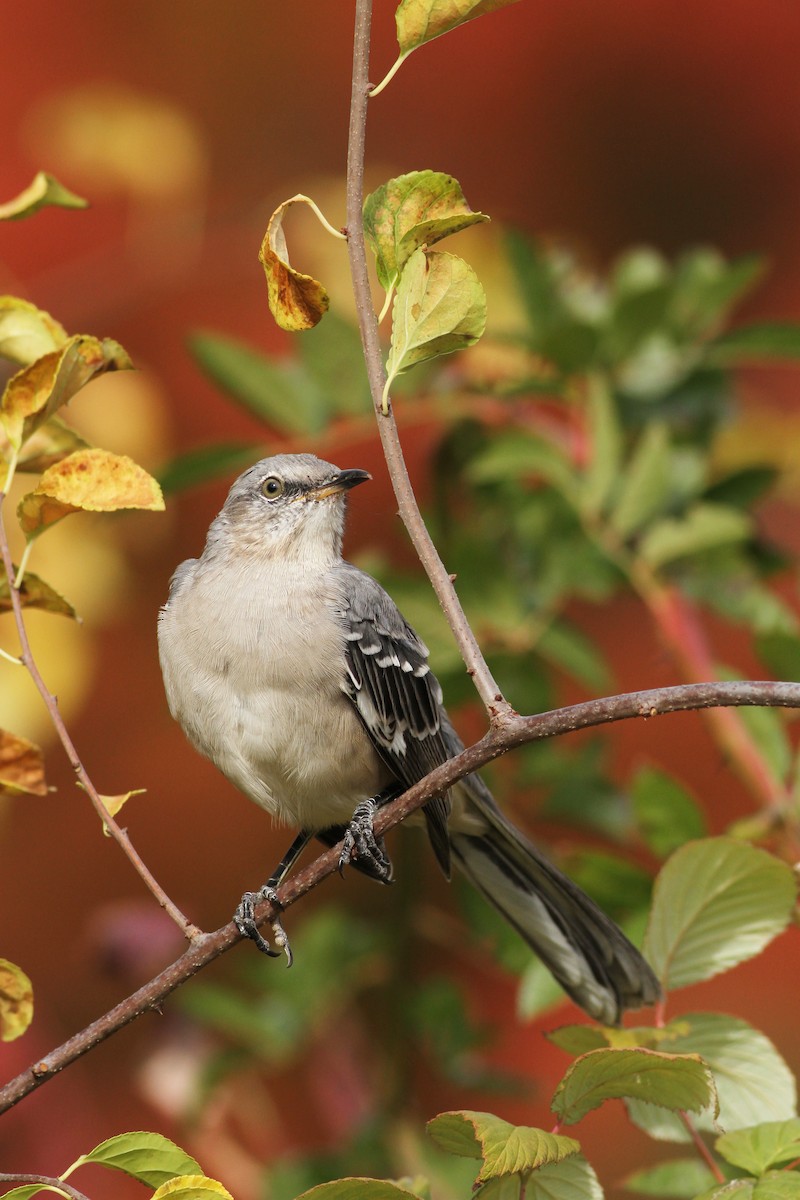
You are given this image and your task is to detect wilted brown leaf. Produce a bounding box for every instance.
[258,195,332,331]
[17,448,165,540]
[0,563,77,619]
[0,958,34,1041]
[15,416,92,473]
[0,730,48,796]
[1,335,132,452]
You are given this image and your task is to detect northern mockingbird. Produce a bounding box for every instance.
[158,453,660,1023]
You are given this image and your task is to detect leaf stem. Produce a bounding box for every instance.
[288,193,347,240]
[345,0,514,724]
[368,51,408,98]
[0,493,200,941]
[13,538,33,589]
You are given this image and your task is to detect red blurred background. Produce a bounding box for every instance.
[2,2,800,1196]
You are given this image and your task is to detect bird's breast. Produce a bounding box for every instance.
[158,559,388,828]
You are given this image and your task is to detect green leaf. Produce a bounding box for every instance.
[426,1112,579,1182]
[757,631,800,681]
[623,1159,719,1198]
[364,171,489,292]
[189,332,324,434]
[709,321,800,364]
[610,423,673,538]
[151,1178,233,1200]
[639,503,752,569]
[546,1026,611,1056]
[465,431,575,493]
[696,1176,800,1200]
[643,838,796,991]
[537,620,610,690]
[505,230,564,340]
[704,466,778,510]
[669,249,763,338]
[395,0,521,55]
[78,1131,202,1188]
[630,767,706,858]
[157,443,257,494]
[385,249,486,389]
[581,376,622,516]
[733,701,792,783]
[479,1155,603,1200]
[0,171,88,221]
[627,1014,797,1143]
[297,311,371,415]
[716,1119,800,1176]
[295,1181,420,1200]
[0,1188,48,1199]
[551,1047,716,1126]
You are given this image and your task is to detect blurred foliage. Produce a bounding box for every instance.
[146,232,800,1195]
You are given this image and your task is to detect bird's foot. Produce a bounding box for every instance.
[234,886,293,966]
[338,798,393,882]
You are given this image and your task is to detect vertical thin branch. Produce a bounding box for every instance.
[678,1111,725,1183]
[0,498,200,940]
[344,0,514,725]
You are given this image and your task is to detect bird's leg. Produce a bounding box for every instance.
[338,792,394,882]
[234,829,312,966]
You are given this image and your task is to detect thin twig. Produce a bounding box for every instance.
[0,497,200,940]
[344,0,513,725]
[1,677,798,1116]
[0,1174,90,1200]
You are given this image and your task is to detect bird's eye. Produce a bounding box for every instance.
[261,476,285,500]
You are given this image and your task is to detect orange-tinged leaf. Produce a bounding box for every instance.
[0,731,48,797]
[17,449,165,540]
[1,335,132,452]
[0,296,68,366]
[395,0,521,54]
[0,565,77,619]
[259,196,332,331]
[0,171,88,221]
[0,959,33,1040]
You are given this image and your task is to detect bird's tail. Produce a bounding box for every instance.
[449,783,660,1024]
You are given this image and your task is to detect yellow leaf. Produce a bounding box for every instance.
[1,335,132,452]
[151,1175,233,1200]
[0,296,68,366]
[96,787,146,835]
[0,730,48,796]
[17,449,165,540]
[258,195,333,331]
[0,958,34,1041]
[396,0,521,54]
[0,171,87,221]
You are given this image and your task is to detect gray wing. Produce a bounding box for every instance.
[334,561,455,876]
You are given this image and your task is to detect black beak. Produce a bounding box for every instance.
[308,468,371,500]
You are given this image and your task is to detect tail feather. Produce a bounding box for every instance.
[450,785,661,1024]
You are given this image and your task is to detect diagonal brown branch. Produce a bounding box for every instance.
[0,496,199,940]
[1,677,798,1117]
[344,0,513,725]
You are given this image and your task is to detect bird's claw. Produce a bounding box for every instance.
[338,799,393,883]
[234,886,294,966]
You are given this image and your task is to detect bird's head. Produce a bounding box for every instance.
[207,453,371,564]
